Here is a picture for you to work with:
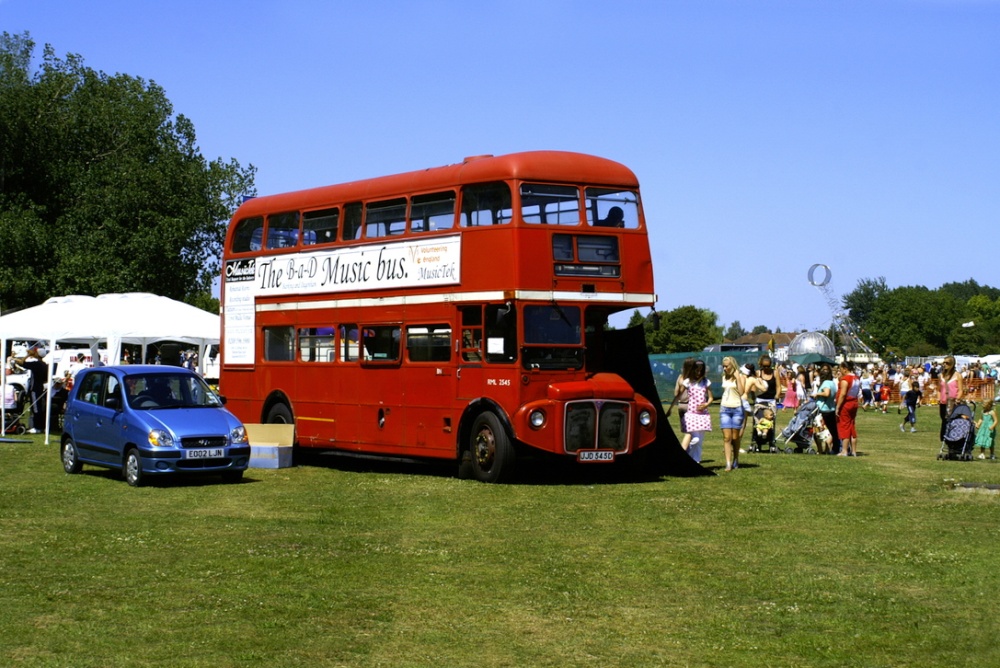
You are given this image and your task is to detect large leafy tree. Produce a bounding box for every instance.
[863,286,965,355]
[723,320,747,341]
[640,305,718,353]
[0,33,255,311]
[840,276,1000,356]
[842,276,888,330]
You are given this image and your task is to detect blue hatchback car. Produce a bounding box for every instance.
[61,365,250,486]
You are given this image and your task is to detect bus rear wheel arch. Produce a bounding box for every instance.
[265,402,293,424]
[467,411,515,483]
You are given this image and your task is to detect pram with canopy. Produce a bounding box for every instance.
[747,401,778,453]
[938,401,976,461]
[779,397,819,454]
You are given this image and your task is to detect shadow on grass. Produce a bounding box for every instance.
[298,449,693,486]
[73,466,261,488]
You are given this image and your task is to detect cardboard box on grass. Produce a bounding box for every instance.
[245,423,294,469]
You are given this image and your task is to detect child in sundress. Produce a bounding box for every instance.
[683,360,713,464]
[975,399,996,460]
[782,369,799,411]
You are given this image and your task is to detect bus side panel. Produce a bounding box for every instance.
[339,366,405,452]
[293,363,338,447]
[401,364,458,454]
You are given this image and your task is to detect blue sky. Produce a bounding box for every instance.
[3,0,998,334]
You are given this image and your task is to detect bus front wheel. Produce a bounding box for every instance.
[469,412,515,483]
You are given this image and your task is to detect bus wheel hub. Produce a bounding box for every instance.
[474,430,496,467]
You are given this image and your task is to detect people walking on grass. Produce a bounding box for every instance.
[665,356,695,451]
[896,370,911,416]
[682,360,713,464]
[782,365,799,412]
[755,355,782,449]
[975,398,996,460]
[878,376,892,413]
[811,363,841,455]
[860,367,874,411]
[938,355,965,442]
[900,378,922,433]
[739,362,760,446]
[719,356,746,472]
[836,361,860,456]
[796,365,811,413]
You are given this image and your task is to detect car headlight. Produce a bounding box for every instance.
[148,429,174,447]
[231,426,248,444]
[529,409,546,429]
[638,410,653,427]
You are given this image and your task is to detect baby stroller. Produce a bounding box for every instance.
[938,401,976,461]
[779,398,819,454]
[3,386,27,436]
[748,401,778,453]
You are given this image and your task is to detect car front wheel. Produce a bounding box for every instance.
[61,438,82,474]
[124,448,145,487]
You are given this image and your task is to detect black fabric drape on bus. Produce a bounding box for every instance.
[602,326,713,477]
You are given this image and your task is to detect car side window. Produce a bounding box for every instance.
[78,372,105,405]
[105,376,121,408]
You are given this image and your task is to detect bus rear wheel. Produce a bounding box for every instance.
[469,412,515,483]
[265,403,293,424]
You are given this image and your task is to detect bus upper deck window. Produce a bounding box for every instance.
[231,216,264,253]
[585,189,640,229]
[365,199,407,239]
[460,182,512,227]
[303,208,339,246]
[521,184,581,225]
[342,203,363,241]
[411,192,456,232]
[266,212,302,249]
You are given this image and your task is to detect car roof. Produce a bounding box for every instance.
[80,365,197,377]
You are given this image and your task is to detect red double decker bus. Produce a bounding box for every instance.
[219,151,659,482]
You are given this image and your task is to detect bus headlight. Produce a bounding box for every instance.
[529,410,546,429]
[638,410,653,427]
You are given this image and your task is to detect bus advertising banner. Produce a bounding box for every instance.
[223,235,461,365]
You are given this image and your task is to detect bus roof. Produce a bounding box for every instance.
[233,151,639,218]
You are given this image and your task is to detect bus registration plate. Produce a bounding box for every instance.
[577,450,615,463]
[184,448,224,459]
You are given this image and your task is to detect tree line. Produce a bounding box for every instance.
[842,278,1000,358]
[0,32,255,314]
[628,277,999,357]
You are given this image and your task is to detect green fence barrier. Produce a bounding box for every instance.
[649,351,774,402]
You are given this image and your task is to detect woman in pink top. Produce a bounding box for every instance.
[938,355,965,441]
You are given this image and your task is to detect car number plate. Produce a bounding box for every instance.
[577,449,615,463]
[184,448,225,459]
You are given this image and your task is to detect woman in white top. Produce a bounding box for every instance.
[719,356,746,471]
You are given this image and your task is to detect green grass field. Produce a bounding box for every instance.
[2,406,999,667]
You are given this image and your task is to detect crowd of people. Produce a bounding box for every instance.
[664,353,999,470]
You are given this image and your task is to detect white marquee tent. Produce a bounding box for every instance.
[1,293,221,440]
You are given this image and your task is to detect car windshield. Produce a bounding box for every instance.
[125,373,223,410]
